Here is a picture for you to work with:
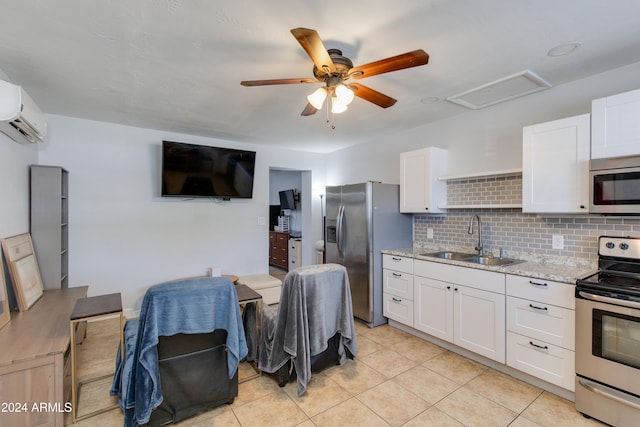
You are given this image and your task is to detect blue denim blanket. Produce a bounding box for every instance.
[110,277,247,426]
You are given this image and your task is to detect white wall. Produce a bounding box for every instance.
[38,115,326,310]
[0,133,38,238]
[326,61,640,185]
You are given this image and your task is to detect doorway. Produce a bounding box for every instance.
[268,168,312,277]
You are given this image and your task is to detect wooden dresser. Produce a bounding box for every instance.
[0,286,88,427]
[269,231,289,270]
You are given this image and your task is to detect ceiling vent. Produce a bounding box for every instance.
[446,70,552,110]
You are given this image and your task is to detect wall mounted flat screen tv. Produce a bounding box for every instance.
[161,140,256,199]
[279,189,296,210]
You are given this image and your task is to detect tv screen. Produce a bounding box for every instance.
[279,189,296,210]
[161,140,256,199]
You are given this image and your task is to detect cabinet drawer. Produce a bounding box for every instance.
[383,268,414,299]
[272,246,287,257]
[507,296,575,350]
[382,254,413,274]
[383,292,413,327]
[415,260,505,294]
[289,257,299,270]
[288,242,300,256]
[507,331,575,391]
[506,275,575,309]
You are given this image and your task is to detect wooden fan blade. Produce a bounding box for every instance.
[350,49,429,79]
[350,83,397,108]
[290,28,337,74]
[301,103,318,116]
[241,78,317,86]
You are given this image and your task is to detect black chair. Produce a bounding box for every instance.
[253,264,358,396]
[145,330,238,426]
[111,277,247,427]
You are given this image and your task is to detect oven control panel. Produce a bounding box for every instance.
[598,236,640,259]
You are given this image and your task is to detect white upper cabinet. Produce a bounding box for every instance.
[522,114,590,213]
[399,147,447,213]
[592,88,640,159]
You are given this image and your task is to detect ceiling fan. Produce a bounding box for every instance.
[240,28,429,117]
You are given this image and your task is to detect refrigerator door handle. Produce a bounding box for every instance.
[336,204,345,257]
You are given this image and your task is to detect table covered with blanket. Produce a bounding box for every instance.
[110,276,247,427]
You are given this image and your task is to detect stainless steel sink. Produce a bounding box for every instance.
[463,256,524,266]
[421,252,524,266]
[421,251,475,261]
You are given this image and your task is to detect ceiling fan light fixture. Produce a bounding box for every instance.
[335,84,354,106]
[331,96,348,114]
[307,87,327,109]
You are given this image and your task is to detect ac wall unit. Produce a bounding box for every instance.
[0,80,47,144]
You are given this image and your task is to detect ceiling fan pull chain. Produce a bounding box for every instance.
[328,94,336,129]
[325,96,330,125]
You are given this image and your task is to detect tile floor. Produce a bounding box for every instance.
[269,265,288,282]
[67,317,608,426]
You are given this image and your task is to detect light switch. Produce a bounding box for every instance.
[257,216,265,225]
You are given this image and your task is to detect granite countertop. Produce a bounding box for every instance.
[383,248,597,284]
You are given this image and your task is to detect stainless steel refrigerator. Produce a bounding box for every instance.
[325,182,413,327]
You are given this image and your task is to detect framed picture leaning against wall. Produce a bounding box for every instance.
[0,255,10,330]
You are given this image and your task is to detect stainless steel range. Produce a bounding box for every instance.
[575,236,640,427]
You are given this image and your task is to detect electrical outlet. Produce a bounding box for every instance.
[427,228,434,239]
[552,234,564,250]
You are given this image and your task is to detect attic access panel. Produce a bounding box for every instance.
[446,70,552,110]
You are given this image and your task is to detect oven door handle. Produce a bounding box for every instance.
[578,290,640,310]
[578,378,640,410]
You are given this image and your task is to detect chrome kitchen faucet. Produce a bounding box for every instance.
[468,214,484,256]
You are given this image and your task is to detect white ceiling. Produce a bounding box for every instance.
[2,0,640,153]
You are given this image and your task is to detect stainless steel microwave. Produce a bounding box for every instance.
[590,155,640,214]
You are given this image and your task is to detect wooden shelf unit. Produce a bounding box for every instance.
[30,165,70,289]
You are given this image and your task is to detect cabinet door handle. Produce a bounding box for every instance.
[392,272,402,277]
[529,341,549,351]
[446,286,451,290]
[392,297,402,303]
[454,288,458,292]
[392,257,402,261]
[529,280,548,287]
[529,303,548,311]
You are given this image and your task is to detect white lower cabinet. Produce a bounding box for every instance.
[506,296,574,349]
[383,292,414,326]
[414,275,453,341]
[454,284,506,363]
[506,331,575,391]
[288,239,301,271]
[414,260,506,363]
[506,274,575,391]
[382,254,578,391]
[383,254,414,327]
